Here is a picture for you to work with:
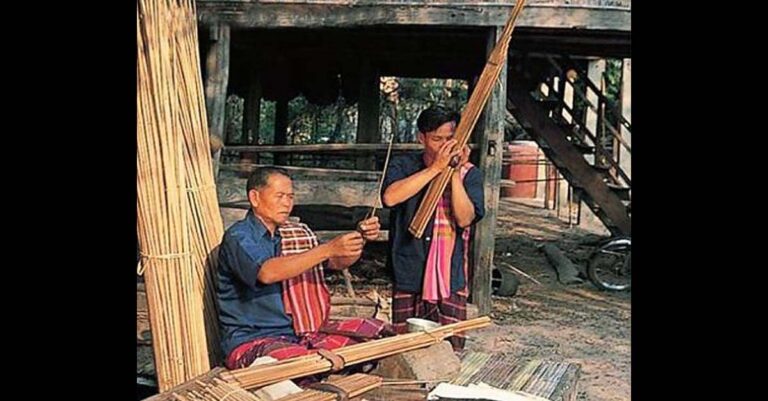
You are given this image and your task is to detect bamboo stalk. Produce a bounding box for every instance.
[498,262,542,286]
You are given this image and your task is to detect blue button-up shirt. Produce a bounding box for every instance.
[216,210,296,356]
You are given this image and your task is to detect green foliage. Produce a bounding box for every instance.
[225,77,468,146]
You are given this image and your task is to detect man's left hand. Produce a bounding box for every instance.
[357,216,381,242]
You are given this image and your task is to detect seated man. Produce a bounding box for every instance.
[217,166,385,369]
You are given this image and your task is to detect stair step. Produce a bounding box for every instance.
[551,115,580,132]
[605,224,623,236]
[529,91,560,110]
[607,183,631,200]
[571,141,594,154]
[592,164,611,174]
[623,200,631,213]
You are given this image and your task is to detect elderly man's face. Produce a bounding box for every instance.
[249,174,295,230]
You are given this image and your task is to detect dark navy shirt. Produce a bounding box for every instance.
[216,210,296,356]
[381,153,485,293]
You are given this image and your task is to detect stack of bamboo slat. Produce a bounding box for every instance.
[276,374,383,401]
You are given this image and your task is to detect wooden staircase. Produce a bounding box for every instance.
[506,55,631,236]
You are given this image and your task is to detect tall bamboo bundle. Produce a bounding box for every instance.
[138,0,221,390]
[168,0,225,365]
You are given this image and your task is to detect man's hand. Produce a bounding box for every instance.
[430,139,462,172]
[357,216,381,242]
[455,144,470,167]
[326,232,365,259]
[451,145,471,176]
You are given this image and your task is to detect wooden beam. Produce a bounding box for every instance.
[584,58,605,166]
[499,179,516,188]
[471,26,507,315]
[315,230,389,242]
[204,23,230,178]
[243,68,262,146]
[618,58,631,181]
[218,176,381,208]
[510,31,630,58]
[219,164,517,185]
[224,143,479,153]
[196,3,631,32]
[274,98,289,165]
[356,60,380,170]
[220,164,383,181]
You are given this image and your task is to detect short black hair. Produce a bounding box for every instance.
[246,166,291,193]
[416,105,461,134]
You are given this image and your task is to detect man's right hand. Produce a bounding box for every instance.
[326,232,365,259]
[430,139,462,172]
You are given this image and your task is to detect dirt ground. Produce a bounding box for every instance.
[469,198,630,401]
[138,197,630,400]
[331,198,630,401]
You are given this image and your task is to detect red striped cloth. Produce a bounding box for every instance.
[422,162,474,301]
[278,221,331,336]
[225,318,392,369]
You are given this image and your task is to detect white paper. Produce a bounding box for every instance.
[427,382,551,401]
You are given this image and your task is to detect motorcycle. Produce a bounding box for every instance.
[587,236,631,291]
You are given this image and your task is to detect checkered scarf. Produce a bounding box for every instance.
[422,162,474,301]
[278,221,331,335]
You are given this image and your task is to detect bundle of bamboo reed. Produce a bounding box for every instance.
[138,0,225,390]
[168,0,225,365]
